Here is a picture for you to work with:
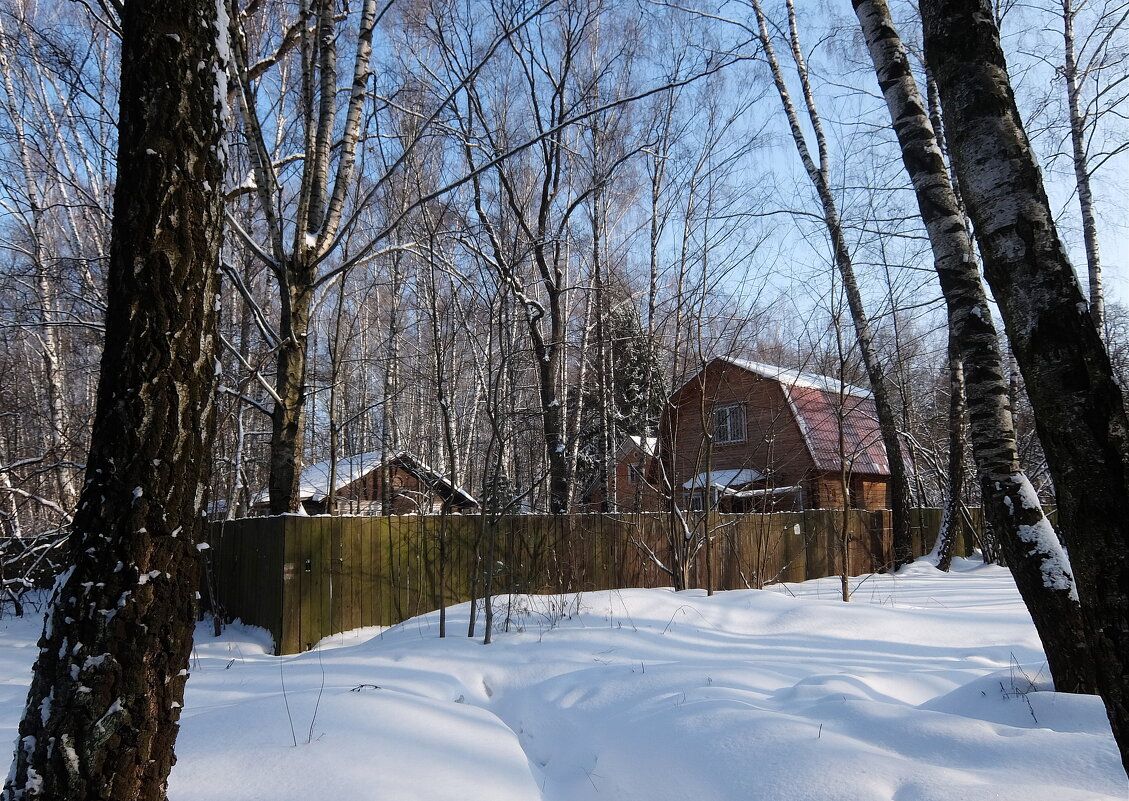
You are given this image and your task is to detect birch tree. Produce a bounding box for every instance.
[1028,0,1129,333]
[0,2,116,533]
[747,0,916,568]
[922,0,1129,769]
[2,0,226,795]
[853,0,1096,695]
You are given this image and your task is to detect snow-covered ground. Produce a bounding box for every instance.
[0,558,1124,800]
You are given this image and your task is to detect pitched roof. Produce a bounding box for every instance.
[300,451,386,501]
[784,385,889,475]
[722,357,872,397]
[255,450,478,508]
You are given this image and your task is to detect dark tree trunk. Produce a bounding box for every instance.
[933,332,964,573]
[537,336,571,515]
[268,274,314,514]
[922,0,1129,770]
[2,0,226,797]
[854,0,1097,696]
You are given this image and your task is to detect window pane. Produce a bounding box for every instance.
[714,404,745,443]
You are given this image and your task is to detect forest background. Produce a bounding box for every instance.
[1,0,1127,544]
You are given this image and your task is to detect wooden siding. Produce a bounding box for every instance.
[664,361,816,494]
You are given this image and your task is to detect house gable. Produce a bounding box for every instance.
[662,359,816,506]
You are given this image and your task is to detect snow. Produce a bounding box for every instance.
[724,356,872,397]
[0,558,1123,799]
[732,484,802,498]
[682,468,764,490]
[1008,474,1079,601]
[249,451,387,504]
[628,435,658,457]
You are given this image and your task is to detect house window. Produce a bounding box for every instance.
[627,462,643,484]
[713,404,747,443]
[687,491,705,511]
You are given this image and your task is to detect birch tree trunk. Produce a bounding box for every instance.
[1060,0,1106,332]
[0,19,79,513]
[854,0,1096,695]
[922,0,1129,768]
[2,0,226,795]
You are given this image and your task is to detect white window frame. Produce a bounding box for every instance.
[713,403,747,444]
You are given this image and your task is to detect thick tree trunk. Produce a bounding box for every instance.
[921,0,1129,769]
[854,0,1096,696]
[380,249,405,517]
[538,338,571,515]
[933,333,965,573]
[2,0,225,796]
[268,275,314,515]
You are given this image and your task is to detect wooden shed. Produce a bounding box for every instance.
[252,451,478,516]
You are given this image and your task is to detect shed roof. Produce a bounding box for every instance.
[300,451,386,501]
[255,450,478,508]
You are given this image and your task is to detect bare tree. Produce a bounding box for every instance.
[854,0,1097,695]
[747,0,915,568]
[225,0,383,513]
[0,2,116,536]
[1021,0,1129,333]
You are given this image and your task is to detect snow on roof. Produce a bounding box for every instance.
[628,436,658,457]
[721,357,872,398]
[299,451,387,501]
[252,450,478,509]
[683,468,764,490]
[732,485,802,498]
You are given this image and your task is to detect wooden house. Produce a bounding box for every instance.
[583,435,666,512]
[252,451,478,516]
[658,357,893,512]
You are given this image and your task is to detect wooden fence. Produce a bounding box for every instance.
[204,508,979,654]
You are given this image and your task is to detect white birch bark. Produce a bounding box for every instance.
[1060,0,1106,332]
[922,0,1129,769]
[854,0,1096,695]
